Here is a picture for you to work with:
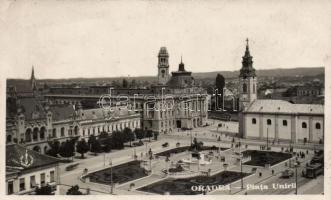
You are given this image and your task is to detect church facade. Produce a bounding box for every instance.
[238,39,324,144]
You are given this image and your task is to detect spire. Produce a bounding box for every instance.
[178,56,185,72]
[30,66,37,91]
[31,66,35,80]
[244,38,251,57]
[240,38,256,78]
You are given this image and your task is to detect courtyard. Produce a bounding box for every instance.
[242,150,292,167]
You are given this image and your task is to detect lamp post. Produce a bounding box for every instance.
[239,140,244,189]
[266,127,269,150]
[215,88,218,111]
[109,158,113,194]
[222,88,226,111]
[294,161,300,195]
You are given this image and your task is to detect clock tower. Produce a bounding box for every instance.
[157,47,170,85]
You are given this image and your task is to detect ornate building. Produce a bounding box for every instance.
[6,47,208,154]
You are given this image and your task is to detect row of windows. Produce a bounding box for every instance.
[10,171,55,194]
[251,118,321,129]
[242,83,256,94]
[52,120,140,138]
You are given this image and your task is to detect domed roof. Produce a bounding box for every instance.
[158,47,169,57]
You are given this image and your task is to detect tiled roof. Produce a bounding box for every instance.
[6,144,59,172]
[50,105,75,121]
[7,79,34,94]
[245,99,324,115]
[80,106,136,120]
[17,97,46,120]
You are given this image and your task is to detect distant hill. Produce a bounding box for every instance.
[192,67,324,79]
[7,67,324,86]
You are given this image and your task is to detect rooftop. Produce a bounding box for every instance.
[6,144,59,173]
[245,99,324,115]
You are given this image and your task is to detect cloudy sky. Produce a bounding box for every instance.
[0,0,330,79]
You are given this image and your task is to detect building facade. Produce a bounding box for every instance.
[238,39,324,143]
[6,144,59,195]
[6,47,208,153]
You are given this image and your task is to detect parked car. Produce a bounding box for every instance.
[133,140,144,146]
[281,169,294,178]
[162,142,169,148]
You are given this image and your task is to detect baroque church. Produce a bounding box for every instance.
[238,39,324,144]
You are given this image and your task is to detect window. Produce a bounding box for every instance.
[316,123,321,129]
[283,120,287,126]
[302,122,307,128]
[61,127,65,137]
[50,171,55,182]
[252,118,256,124]
[8,181,14,195]
[30,176,36,188]
[19,178,25,191]
[267,119,272,125]
[40,173,46,186]
[52,128,57,138]
[243,83,247,93]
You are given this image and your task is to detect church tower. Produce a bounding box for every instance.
[238,39,257,111]
[157,47,170,85]
[30,66,37,91]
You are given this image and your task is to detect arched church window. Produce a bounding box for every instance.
[302,122,307,128]
[243,83,247,93]
[252,118,256,124]
[253,84,256,93]
[267,119,272,125]
[316,123,321,129]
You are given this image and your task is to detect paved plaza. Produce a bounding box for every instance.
[56,120,323,195]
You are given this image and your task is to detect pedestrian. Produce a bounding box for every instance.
[271,169,274,175]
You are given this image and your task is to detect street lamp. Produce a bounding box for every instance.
[294,161,300,195]
[239,140,244,189]
[222,88,226,111]
[266,127,269,150]
[109,158,113,194]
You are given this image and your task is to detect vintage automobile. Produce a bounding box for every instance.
[281,169,294,178]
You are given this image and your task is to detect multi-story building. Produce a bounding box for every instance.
[238,39,324,143]
[6,144,59,195]
[6,46,208,153]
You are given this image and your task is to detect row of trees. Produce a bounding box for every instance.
[46,128,158,159]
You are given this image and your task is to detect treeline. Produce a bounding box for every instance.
[45,128,158,160]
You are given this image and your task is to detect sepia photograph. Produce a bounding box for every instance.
[1,0,330,197]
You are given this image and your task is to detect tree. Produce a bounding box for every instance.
[134,128,144,141]
[90,139,102,156]
[66,185,83,195]
[35,184,53,195]
[111,131,125,149]
[88,135,97,150]
[103,137,112,152]
[122,78,129,88]
[76,139,89,158]
[46,140,60,157]
[146,130,153,142]
[59,140,75,160]
[153,132,159,141]
[123,128,134,146]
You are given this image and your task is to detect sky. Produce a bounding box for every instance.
[0,0,330,79]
